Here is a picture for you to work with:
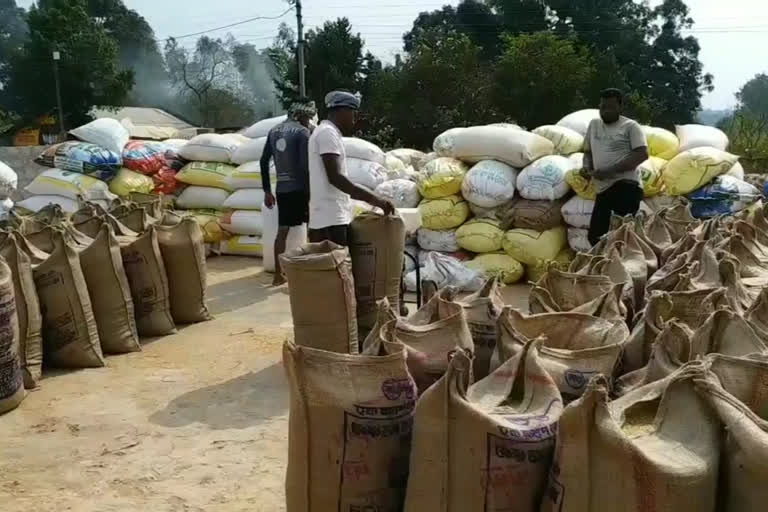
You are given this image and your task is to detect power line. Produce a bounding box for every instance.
[155,6,294,42]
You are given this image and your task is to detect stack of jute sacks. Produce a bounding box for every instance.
[0,195,211,415]
[281,190,768,511]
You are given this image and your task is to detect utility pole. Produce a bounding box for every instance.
[52,50,66,140]
[296,0,306,98]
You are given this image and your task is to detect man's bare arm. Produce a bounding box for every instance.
[594,147,649,179]
[321,154,394,214]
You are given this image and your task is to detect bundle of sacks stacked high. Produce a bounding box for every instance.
[281,192,768,512]
[0,194,210,415]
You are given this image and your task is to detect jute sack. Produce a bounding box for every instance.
[349,213,405,333]
[0,234,43,388]
[79,224,141,354]
[116,207,154,233]
[155,218,211,324]
[283,341,416,512]
[0,259,25,414]
[281,241,358,354]
[623,288,728,372]
[747,287,768,336]
[498,198,564,231]
[448,278,504,381]
[493,307,628,400]
[529,268,615,314]
[120,226,176,336]
[541,366,720,512]
[404,343,562,512]
[365,294,474,394]
[33,231,104,368]
[695,354,768,512]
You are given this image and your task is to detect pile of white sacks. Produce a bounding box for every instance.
[404,110,754,291]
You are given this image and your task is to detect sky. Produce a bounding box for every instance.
[17,0,768,110]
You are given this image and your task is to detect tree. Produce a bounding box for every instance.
[491,32,595,129]
[736,74,768,117]
[1,0,133,128]
[0,0,28,89]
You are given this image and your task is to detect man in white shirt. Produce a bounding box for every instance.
[307,90,394,246]
[583,88,649,245]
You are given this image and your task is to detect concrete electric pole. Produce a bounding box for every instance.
[295,0,306,98]
[52,50,66,140]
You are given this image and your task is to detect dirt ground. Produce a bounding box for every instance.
[0,256,530,511]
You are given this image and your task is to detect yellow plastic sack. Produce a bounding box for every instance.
[465,253,524,284]
[525,248,574,283]
[502,225,567,266]
[176,161,237,190]
[662,147,739,196]
[565,168,597,200]
[417,157,468,199]
[638,156,667,197]
[219,235,263,256]
[188,210,229,243]
[455,218,504,253]
[532,125,585,155]
[419,195,470,230]
[108,168,155,197]
[643,126,680,160]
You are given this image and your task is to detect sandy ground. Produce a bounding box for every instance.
[0,256,530,511]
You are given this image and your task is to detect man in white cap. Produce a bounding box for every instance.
[307,90,394,246]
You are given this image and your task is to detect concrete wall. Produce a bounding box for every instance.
[0,145,51,200]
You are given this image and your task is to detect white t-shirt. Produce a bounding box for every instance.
[308,120,353,229]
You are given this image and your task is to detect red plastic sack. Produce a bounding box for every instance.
[122,141,171,175]
[153,166,179,195]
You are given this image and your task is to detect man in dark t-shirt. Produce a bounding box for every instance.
[261,102,316,286]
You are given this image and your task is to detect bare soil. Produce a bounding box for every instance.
[0,257,530,511]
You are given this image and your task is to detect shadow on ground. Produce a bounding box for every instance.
[149,362,288,430]
[206,275,280,315]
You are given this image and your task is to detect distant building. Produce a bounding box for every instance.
[91,106,205,140]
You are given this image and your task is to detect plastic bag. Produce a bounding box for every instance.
[35,142,122,181]
[121,140,171,174]
[405,251,485,292]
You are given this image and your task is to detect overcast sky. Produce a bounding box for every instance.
[18,0,768,110]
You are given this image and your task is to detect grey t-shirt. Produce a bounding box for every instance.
[260,119,310,194]
[585,116,647,193]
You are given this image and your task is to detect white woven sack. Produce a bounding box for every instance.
[418,228,459,252]
[387,148,426,167]
[556,109,600,137]
[219,210,264,235]
[343,137,386,165]
[179,134,240,163]
[375,179,421,208]
[677,124,729,152]
[242,115,287,138]
[433,126,554,168]
[26,169,116,202]
[222,189,265,210]
[347,157,387,190]
[533,125,585,155]
[562,196,595,228]
[261,199,307,272]
[517,155,574,200]
[70,118,130,154]
[16,195,79,213]
[460,160,517,208]
[0,198,13,220]
[176,186,229,210]
[725,161,745,180]
[0,161,18,199]
[231,137,267,165]
[568,227,591,252]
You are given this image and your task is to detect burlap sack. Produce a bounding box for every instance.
[498,198,564,231]
[281,241,358,354]
[71,202,108,224]
[529,268,615,314]
[0,234,42,388]
[404,343,562,512]
[0,259,26,414]
[689,308,768,356]
[695,354,768,512]
[283,341,416,512]
[636,212,673,258]
[120,226,176,336]
[494,307,628,400]
[541,366,720,512]
[349,213,405,333]
[127,192,166,218]
[719,233,768,279]
[361,298,399,351]
[33,231,104,368]
[79,224,141,353]
[116,207,153,233]
[366,294,474,394]
[452,277,504,380]
[155,218,211,324]
[623,288,728,372]
[747,288,768,336]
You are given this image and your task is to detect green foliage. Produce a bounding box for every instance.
[491,32,595,129]
[719,114,768,172]
[0,0,28,89]
[1,0,133,128]
[736,74,768,117]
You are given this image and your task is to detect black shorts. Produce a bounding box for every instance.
[276,191,309,227]
[309,224,349,247]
